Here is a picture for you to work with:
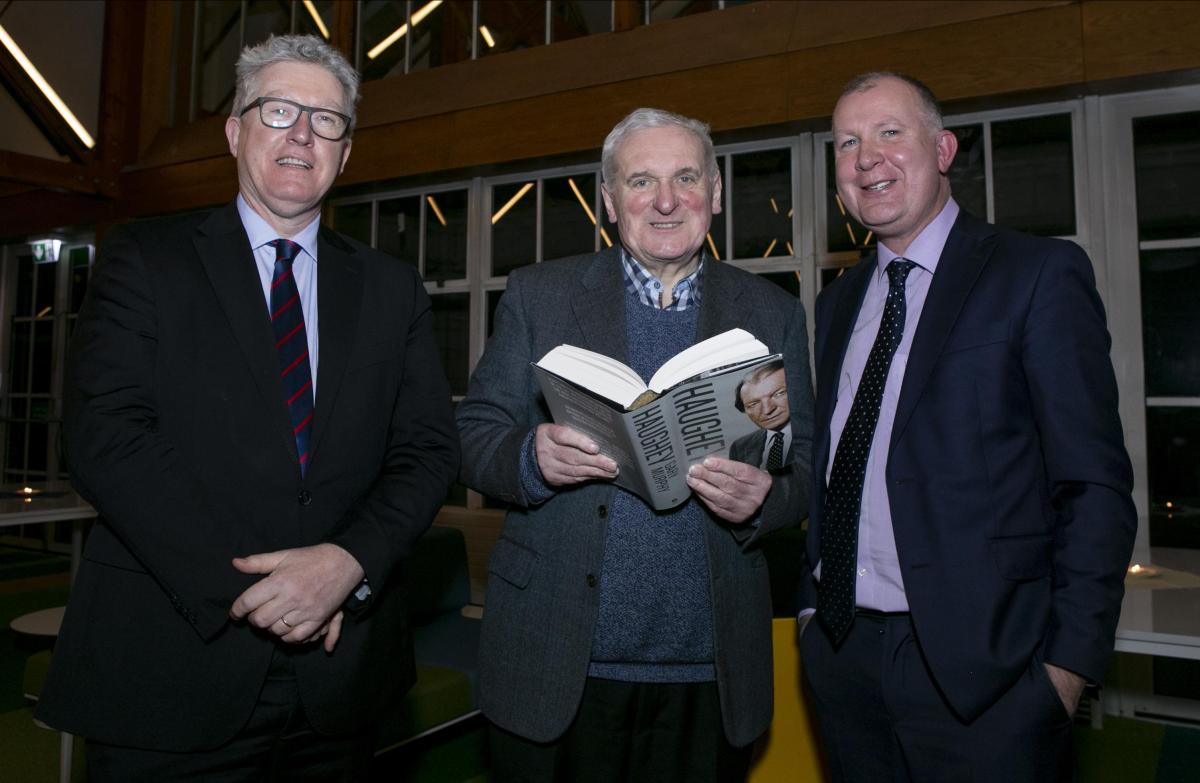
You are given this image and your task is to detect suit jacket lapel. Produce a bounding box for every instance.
[697,260,745,340]
[308,226,363,466]
[193,203,296,458]
[572,247,629,363]
[815,256,875,481]
[890,212,996,451]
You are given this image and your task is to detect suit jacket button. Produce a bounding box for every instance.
[597,505,607,518]
[298,490,312,505]
[586,573,597,587]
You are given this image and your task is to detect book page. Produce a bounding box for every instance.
[648,328,768,392]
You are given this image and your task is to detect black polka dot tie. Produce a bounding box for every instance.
[818,259,915,643]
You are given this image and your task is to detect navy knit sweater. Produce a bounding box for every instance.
[587,291,715,682]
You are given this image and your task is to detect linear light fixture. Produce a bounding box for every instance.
[762,239,778,258]
[706,233,720,261]
[302,0,330,39]
[567,178,612,248]
[0,24,95,149]
[426,195,447,227]
[769,197,779,215]
[786,241,794,256]
[367,0,443,60]
[492,182,533,224]
[479,25,496,48]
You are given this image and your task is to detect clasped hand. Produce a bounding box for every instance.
[228,542,364,653]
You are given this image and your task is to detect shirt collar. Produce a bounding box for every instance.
[619,247,705,311]
[236,194,321,263]
[876,197,958,277]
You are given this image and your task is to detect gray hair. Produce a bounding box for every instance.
[601,108,719,186]
[232,34,361,132]
[838,72,944,132]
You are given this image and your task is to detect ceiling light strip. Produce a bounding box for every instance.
[0,24,95,148]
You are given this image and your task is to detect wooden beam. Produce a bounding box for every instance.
[0,189,113,239]
[94,0,148,197]
[0,151,98,194]
[613,0,643,33]
[330,0,357,63]
[0,33,94,162]
[1082,1,1200,83]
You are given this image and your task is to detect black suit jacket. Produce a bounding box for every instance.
[805,210,1136,722]
[36,202,459,751]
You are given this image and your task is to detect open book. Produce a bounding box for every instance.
[533,329,791,511]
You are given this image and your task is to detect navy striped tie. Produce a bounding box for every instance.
[269,239,314,476]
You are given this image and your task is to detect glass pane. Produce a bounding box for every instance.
[408,0,473,73]
[824,141,871,254]
[6,399,27,475]
[27,414,48,474]
[196,0,241,116]
[487,289,504,337]
[491,181,537,276]
[243,0,291,47]
[1134,111,1200,242]
[947,124,985,220]
[377,196,421,267]
[35,260,55,317]
[1141,248,1200,397]
[732,149,792,260]
[479,0,546,57]
[360,0,408,80]
[544,174,599,262]
[15,254,34,317]
[1146,406,1200,548]
[552,1,612,42]
[759,271,801,298]
[68,246,92,313]
[424,190,468,282]
[649,0,717,23]
[430,292,469,396]
[31,321,53,394]
[992,114,1075,237]
[9,322,30,393]
[331,202,372,245]
[297,0,335,39]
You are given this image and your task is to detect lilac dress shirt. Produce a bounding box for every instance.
[816,198,959,612]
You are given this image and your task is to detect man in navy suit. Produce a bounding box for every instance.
[799,72,1136,782]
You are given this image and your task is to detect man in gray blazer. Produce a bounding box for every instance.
[457,108,814,782]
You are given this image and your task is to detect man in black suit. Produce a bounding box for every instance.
[799,71,1136,782]
[36,34,458,780]
[728,359,792,470]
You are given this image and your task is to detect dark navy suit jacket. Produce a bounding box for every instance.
[804,210,1136,722]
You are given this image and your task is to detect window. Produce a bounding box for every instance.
[328,135,811,507]
[814,103,1085,292]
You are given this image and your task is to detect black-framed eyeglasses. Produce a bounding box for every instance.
[239,97,351,141]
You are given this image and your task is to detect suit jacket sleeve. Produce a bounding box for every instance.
[1024,241,1136,683]
[456,267,543,506]
[323,262,460,592]
[64,226,258,640]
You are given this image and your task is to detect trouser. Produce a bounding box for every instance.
[799,610,1073,783]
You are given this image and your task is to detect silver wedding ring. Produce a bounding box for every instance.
[280,617,294,628]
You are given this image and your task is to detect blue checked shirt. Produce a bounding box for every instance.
[620,248,705,311]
